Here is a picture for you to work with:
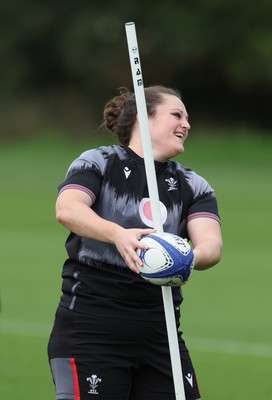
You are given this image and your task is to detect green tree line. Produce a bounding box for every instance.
[0,0,271,137]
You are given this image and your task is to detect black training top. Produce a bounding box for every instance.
[57,145,220,320]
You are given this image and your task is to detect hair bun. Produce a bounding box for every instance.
[103,88,132,133]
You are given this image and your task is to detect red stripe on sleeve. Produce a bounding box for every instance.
[187,212,220,224]
[59,184,96,203]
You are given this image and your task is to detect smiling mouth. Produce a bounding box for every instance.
[174,132,185,139]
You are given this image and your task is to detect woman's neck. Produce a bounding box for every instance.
[128,141,144,158]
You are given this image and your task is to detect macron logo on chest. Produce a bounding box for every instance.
[124,166,132,179]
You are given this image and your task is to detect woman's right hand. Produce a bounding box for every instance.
[113,227,156,273]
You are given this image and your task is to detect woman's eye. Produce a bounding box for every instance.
[173,112,181,119]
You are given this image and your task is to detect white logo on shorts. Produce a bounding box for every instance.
[86,374,102,395]
[185,372,194,387]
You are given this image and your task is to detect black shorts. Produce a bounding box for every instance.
[48,306,201,400]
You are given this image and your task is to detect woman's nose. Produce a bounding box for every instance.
[182,119,191,130]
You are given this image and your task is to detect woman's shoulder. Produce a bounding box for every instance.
[170,160,214,195]
[80,144,121,158]
[168,159,193,175]
[71,145,123,166]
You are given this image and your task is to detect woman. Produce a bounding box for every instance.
[48,85,222,400]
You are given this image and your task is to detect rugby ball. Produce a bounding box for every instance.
[137,232,194,287]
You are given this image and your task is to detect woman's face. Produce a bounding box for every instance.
[148,94,191,161]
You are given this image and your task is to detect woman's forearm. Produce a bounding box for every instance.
[56,195,123,244]
[193,238,222,270]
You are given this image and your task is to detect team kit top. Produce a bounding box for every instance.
[57,145,220,321]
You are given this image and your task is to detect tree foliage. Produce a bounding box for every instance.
[0,0,271,135]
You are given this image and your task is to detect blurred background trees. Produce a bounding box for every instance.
[0,0,271,138]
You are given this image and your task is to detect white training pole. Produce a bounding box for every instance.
[125,22,186,400]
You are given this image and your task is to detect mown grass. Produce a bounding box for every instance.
[1,130,272,399]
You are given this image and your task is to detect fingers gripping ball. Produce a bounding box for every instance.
[137,232,194,287]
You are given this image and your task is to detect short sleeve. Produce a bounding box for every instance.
[57,149,106,203]
[183,168,220,224]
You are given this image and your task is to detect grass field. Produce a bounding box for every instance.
[1,131,272,399]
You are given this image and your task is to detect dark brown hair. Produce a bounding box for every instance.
[102,85,181,145]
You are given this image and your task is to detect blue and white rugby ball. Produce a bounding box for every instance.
[137,232,194,287]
